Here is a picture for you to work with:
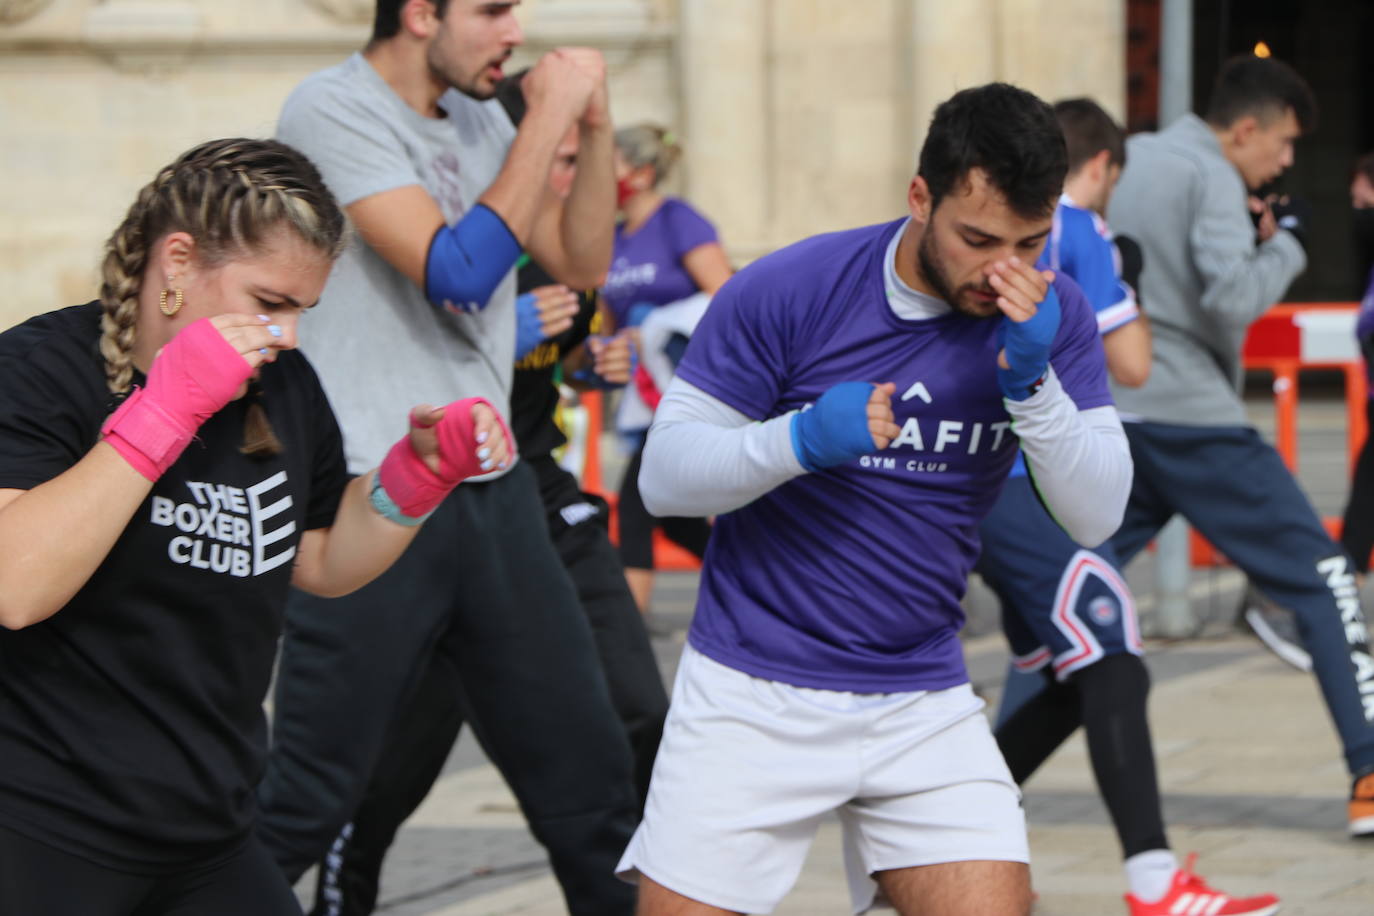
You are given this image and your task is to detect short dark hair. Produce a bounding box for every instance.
[1054,97,1125,174]
[918,83,1068,220]
[1204,55,1317,134]
[372,0,452,43]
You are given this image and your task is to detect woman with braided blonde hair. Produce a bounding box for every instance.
[0,138,513,913]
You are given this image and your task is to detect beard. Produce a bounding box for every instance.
[916,229,999,319]
[436,65,492,101]
[428,47,506,101]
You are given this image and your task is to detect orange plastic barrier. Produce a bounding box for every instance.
[1190,301,1366,565]
[1242,303,1367,469]
[580,389,604,495]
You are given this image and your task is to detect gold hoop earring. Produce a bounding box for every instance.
[159,287,184,317]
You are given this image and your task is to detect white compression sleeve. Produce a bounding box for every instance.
[638,378,806,518]
[641,374,1132,543]
[1006,369,1133,547]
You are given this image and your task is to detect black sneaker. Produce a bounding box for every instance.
[1241,588,1312,672]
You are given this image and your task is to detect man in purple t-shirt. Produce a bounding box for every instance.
[614,83,1132,916]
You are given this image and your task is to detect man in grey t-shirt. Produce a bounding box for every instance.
[256,2,639,913]
[1108,54,1374,839]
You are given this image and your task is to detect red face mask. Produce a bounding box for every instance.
[616,176,638,209]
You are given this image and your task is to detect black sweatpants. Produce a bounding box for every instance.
[256,461,638,915]
[306,455,667,916]
[0,826,300,916]
[617,439,711,570]
[529,454,669,803]
[1110,422,1374,775]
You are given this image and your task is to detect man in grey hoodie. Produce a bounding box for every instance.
[1108,54,1374,839]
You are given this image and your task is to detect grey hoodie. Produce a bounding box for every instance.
[1107,113,1306,426]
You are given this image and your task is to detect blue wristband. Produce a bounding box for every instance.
[425,204,522,314]
[514,292,545,361]
[571,336,629,389]
[997,283,1061,400]
[368,473,431,527]
[789,381,877,472]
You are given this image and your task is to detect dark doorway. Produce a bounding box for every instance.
[1196,0,1374,301]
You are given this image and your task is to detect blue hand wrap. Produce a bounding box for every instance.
[571,340,626,390]
[424,203,522,313]
[789,381,876,472]
[571,335,627,389]
[514,292,545,361]
[569,369,621,389]
[997,282,1061,400]
[626,302,656,328]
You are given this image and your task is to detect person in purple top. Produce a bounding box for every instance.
[1340,152,1374,576]
[601,124,732,328]
[614,83,1132,916]
[602,124,733,614]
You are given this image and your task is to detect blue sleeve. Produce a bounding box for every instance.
[673,265,790,420]
[1046,274,1114,411]
[424,204,523,313]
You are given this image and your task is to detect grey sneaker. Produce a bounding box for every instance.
[1242,590,1312,672]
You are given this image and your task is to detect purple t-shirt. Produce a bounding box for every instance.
[675,219,1113,692]
[601,197,718,328]
[1358,265,1374,391]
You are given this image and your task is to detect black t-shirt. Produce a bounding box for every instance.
[0,303,348,871]
[509,257,598,458]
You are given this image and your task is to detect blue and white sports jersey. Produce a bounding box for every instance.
[1043,194,1138,333]
[1011,195,1140,479]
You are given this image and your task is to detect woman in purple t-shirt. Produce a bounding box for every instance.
[601,124,732,614]
[1340,154,1374,573]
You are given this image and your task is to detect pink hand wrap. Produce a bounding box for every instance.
[377,397,515,519]
[102,318,254,481]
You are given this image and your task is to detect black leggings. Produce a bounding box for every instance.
[256,463,637,915]
[994,653,1169,858]
[301,459,666,916]
[0,825,300,916]
[617,441,711,570]
[1342,398,1374,574]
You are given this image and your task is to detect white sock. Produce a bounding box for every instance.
[1125,849,1179,903]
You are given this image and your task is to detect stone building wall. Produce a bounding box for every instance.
[0,0,1122,329]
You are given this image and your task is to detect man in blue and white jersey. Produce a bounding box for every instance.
[615,83,1131,916]
[977,98,1278,916]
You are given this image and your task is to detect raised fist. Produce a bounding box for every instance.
[522,48,604,129]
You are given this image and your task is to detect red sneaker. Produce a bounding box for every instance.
[1124,854,1279,916]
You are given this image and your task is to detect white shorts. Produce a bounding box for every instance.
[616,645,1028,914]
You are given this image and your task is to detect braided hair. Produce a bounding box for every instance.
[98,138,347,456]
